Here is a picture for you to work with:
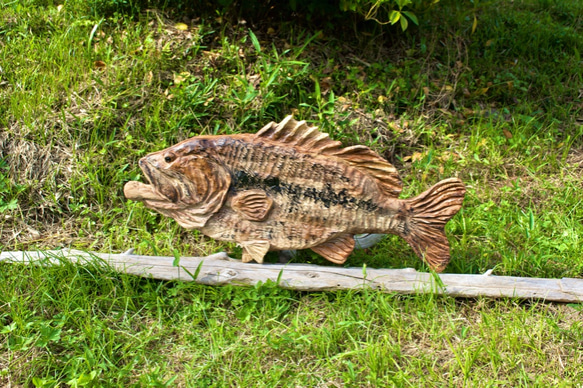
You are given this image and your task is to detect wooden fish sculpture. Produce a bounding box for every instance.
[124,116,465,272]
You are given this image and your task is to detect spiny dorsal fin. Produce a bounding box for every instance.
[255,116,402,197]
[255,115,343,154]
[311,234,355,264]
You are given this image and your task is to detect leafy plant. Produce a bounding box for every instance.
[340,0,429,30]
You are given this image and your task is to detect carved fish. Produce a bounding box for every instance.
[124,116,465,272]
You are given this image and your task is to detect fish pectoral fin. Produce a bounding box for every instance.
[231,190,274,222]
[240,240,270,264]
[311,234,355,264]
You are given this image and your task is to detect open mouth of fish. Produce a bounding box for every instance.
[123,180,166,202]
[123,159,175,204]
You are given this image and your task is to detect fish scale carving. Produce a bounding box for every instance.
[124,116,465,272]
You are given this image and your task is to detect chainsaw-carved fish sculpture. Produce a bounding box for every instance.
[124,116,465,272]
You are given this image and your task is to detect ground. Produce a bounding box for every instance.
[1,0,582,385]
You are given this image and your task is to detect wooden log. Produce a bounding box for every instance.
[1,250,582,303]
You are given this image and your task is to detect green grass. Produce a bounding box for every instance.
[3,261,583,386]
[1,0,583,385]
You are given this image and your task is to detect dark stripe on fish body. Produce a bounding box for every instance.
[232,170,379,213]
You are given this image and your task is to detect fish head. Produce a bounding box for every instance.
[124,138,231,229]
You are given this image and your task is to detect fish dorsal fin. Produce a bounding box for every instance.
[231,189,273,221]
[255,115,343,154]
[256,116,403,197]
[311,234,355,264]
[332,145,403,197]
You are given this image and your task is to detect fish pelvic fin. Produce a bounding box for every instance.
[240,240,270,263]
[399,178,466,272]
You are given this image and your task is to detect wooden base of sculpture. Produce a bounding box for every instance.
[2,250,582,303]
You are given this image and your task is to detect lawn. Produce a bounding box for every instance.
[1,0,582,385]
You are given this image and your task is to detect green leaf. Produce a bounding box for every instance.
[67,370,99,387]
[402,11,419,25]
[172,249,180,267]
[389,10,401,25]
[249,29,261,53]
[87,18,104,50]
[182,260,204,281]
[0,198,18,212]
[396,0,412,9]
[400,14,409,31]
[36,324,62,347]
[430,269,446,291]
[32,377,57,388]
[1,322,17,333]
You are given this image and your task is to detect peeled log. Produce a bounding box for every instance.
[1,250,582,303]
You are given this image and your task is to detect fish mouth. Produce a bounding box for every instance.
[123,180,166,202]
[124,157,179,205]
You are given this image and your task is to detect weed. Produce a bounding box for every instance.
[0,159,24,213]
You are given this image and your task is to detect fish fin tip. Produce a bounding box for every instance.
[311,234,355,264]
[255,120,279,138]
[241,240,270,263]
[232,190,273,221]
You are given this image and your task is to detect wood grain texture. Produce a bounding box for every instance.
[2,250,582,303]
[402,178,466,272]
[123,116,466,271]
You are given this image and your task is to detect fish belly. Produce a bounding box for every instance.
[201,206,338,250]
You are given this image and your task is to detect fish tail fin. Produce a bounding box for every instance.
[398,178,465,272]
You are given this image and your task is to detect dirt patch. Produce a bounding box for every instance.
[0,128,78,248]
[0,346,45,387]
[0,129,74,188]
[566,147,583,171]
